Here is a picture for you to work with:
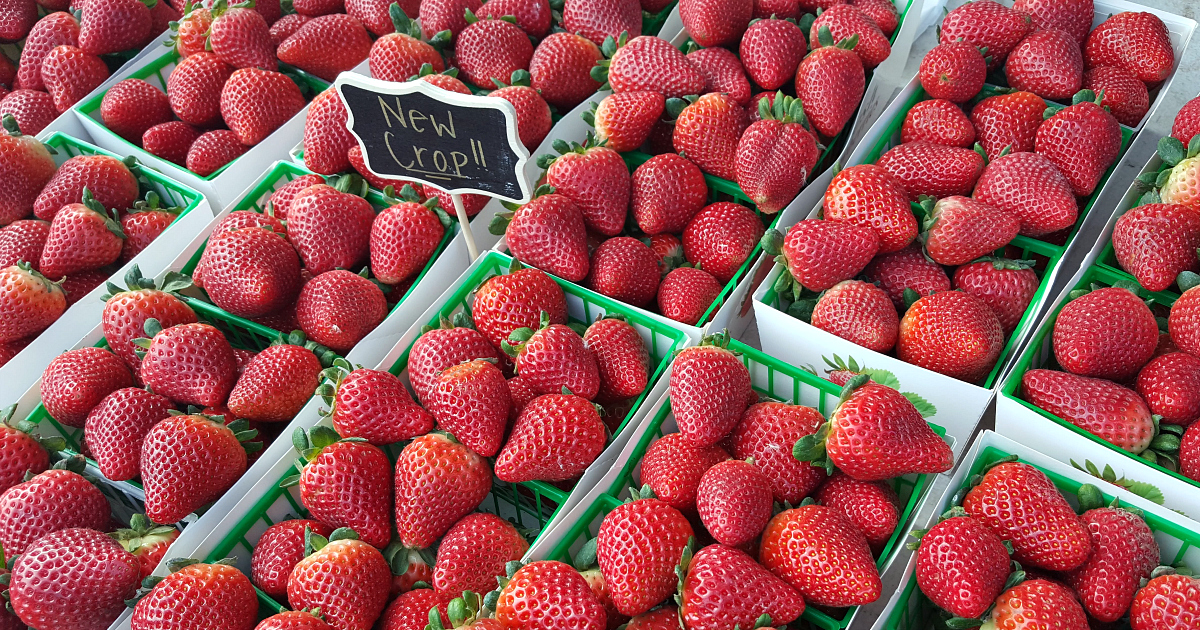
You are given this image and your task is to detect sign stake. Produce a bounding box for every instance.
[451,193,479,262]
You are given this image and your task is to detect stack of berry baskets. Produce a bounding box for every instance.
[0,132,207,406]
[533,337,950,630]
[877,429,1200,630]
[151,248,691,626]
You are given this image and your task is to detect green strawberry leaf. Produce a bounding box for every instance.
[902,392,936,418]
[1159,137,1186,167]
[859,367,899,390]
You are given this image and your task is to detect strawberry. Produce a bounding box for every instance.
[0,219,49,267]
[1021,369,1158,454]
[0,459,110,555]
[269,12,310,46]
[322,365,432,445]
[136,320,237,407]
[293,0,344,17]
[682,202,762,284]
[731,402,824,503]
[0,405,60,494]
[256,611,333,630]
[920,195,1019,266]
[79,0,152,56]
[9,528,140,630]
[1053,286,1157,381]
[187,129,248,175]
[287,530,391,630]
[504,316,600,399]
[295,270,387,352]
[301,88,355,176]
[496,561,607,630]
[417,0,481,39]
[456,14,534,90]
[679,0,750,47]
[973,151,1078,237]
[736,93,819,214]
[370,191,448,286]
[759,505,880,607]
[408,322,500,404]
[686,46,750,107]
[287,180,375,275]
[877,141,985,201]
[425,358,510,456]
[1037,90,1122,196]
[919,41,986,104]
[427,187,488,219]
[39,346,132,427]
[209,3,276,70]
[953,258,1039,334]
[1173,95,1200,144]
[1113,203,1200,292]
[268,174,326,219]
[740,17,806,91]
[112,514,180,581]
[277,14,372,82]
[823,164,915,252]
[1084,65,1149,127]
[1137,352,1200,426]
[477,0,550,38]
[1066,506,1159,622]
[542,138,630,236]
[0,90,59,135]
[59,267,111,305]
[221,68,305,145]
[625,608,680,630]
[291,427,394,549]
[989,580,1089,629]
[902,98,976,148]
[696,459,772,546]
[816,473,900,553]
[764,219,879,293]
[1005,29,1084,101]
[970,90,1044,157]
[939,0,1033,70]
[913,512,1012,619]
[227,336,324,422]
[102,267,197,371]
[120,202,179,263]
[529,32,603,110]
[640,433,729,511]
[85,387,174,481]
[596,493,694,616]
[658,266,723,326]
[583,316,649,402]
[171,6,213,57]
[672,92,749,181]
[167,52,233,127]
[141,413,255,524]
[250,519,334,599]
[198,225,302,318]
[1085,12,1174,84]
[811,279,899,352]
[850,0,897,34]
[630,152,707,235]
[0,338,30,367]
[393,432,491,549]
[17,12,79,92]
[132,559,259,630]
[669,336,752,448]
[1014,0,1092,44]
[1131,571,1200,630]
[378,589,454,629]
[473,266,567,352]
[0,262,65,342]
[595,35,706,99]
[142,121,200,165]
[680,544,805,630]
[433,513,528,596]
[898,290,1003,383]
[794,28,865,138]
[811,4,889,69]
[962,461,1092,571]
[0,0,37,45]
[561,0,640,46]
[368,7,443,81]
[35,155,138,222]
[647,234,684,277]
[495,190,590,283]
[586,236,660,307]
[1161,152,1200,214]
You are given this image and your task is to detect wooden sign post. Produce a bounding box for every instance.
[332,73,534,262]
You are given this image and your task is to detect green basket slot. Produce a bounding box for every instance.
[176,160,456,340]
[998,263,1198,490]
[882,444,1200,629]
[548,339,941,630]
[75,50,329,182]
[641,2,677,36]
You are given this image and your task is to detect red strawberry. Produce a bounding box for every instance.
[0,90,58,136]
[227,339,323,422]
[640,433,729,511]
[0,219,49,268]
[939,0,1033,70]
[378,589,454,630]
[823,163,915,252]
[495,392,605,482]
[583,317,648,403]
[736,94,819,214]
[766,219,880,292]
[167,51,233,127]
[418,0,481,39]
[914,513,1012,619]
[657,265,723,326]
[9,528,140,630]
[17,12,78,92]
[370,192,447,286]
[682,202,762,284]
[140,412,254,524]
[921,195,1019,266]
[496,190,590,283]
[367,8,443,81]
[477,0,550,38]
[277,14,372,82]
[794,29,865,138]
[669,337,752,448]
[811,4,890,69]
[1014,0,1092,44]
[323,366,433,445]
[877,141,985,201]
[990,579,1089,628]
[35,154,138,223]
[919,41,986,104]
[269,12,310,46]
[561,0,640,46]
[673,92,748,181]
[287,531,391,630]
[528,32,603,111]
[187,129,248,175]
[0,120,54,225]
[39,196,126,279]
[0,405,59,495]
[120,203,179,263]
[496,561,607,630]
[897,290,1003,383]
[0,262,65,342]
[0,0,37,44]
[142,121,200,166]
[597,494,694,616]
[597,35,706,98]
[473,266,567,352]
[426,358,510,456]
[1131,572,1200,630]
[221,68,305,145]
[78,0,152,56]
[199,225,301,317]
[680,544,805,630]
[1085,12,1174,84]
[301,88,355,176]
[1005,29,1084,101]
[85,387,174,481]
[287,181,375,275]
[0,460,110,555]
[130,560,258,630]
[394,432,491,549]
[111,514,180,581]
[973,151,1078,237]
[296,270,387,352]
[586,236,660,308]
[687,46,751,106]
[970,90,1045,157]
[1137,352,1200,426]
[1171,286,1200,358]
[1036,90,1122,196]
[963,461,1092,571]
[953,258,1039,334]
[696,459,772,546]
[505,316,599,398]
[455,13,533,90]
[434,513,529,595]
[816,473,900,553]
[1112,203,1200,292]
[137,320,238,407]
[293,0,344,17]
[731,402,825,503]
[172,6,213,57]
[408,323,500,403]
[543,138,630,236]
[256,611,332,630]
[209,4,276,70]
[39,346,131,427]
[679,0,750,48]
[1021,368,1157,454]
[268,174,326,219]
[850,0,897,34]
[902,98,975,148]
[630,152,707,235]
[811,279,899,352]
[1084,65,1150,127]
[102,268,197,371]
[740,18,806,91]
[759,505,880,607]
[625,608,680,630]
[251,519,334,599]
[1065,506,1159,622]
[294,428,393,549]
[1173,95,1200,144]
[1053,286,1157,381]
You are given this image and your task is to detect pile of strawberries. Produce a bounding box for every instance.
[190,177,450,351]
[0,129,185,367]
[910,457,1196,629]
[0,0,184,136]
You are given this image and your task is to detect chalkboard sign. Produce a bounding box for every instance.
[333,73,533,204]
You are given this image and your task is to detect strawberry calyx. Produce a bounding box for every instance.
[316,357,357,411]
[488,184,555,235]
[389,3,424,39]
[10,260,66,298]
[1138,416,1184,469]
[331,173,370,199]
[491,69,532,90]
[756,91,808,129]
[501,310,553,357]
[536,134,605,171]
[1,404,67,454]
[420,311,475,336]
[812,25,858,51]
[110,513,179,556]
[275,329,338,367]
[167,409,264,455]
[131,317,168,357]
[969,257,1036,272]
[409,63,461,82]
[437,590,490,629]
[81,188,128,240]
[281,425,370,486]
[304,525,359,557]
[792,374,869,475]
[127,191,185,217]
[1138,135,1200,207]
[588,32,632,89]
[482,560,525,615]
[383,540,435,581]
[1069,459,1166,505]
[102,264,194,302]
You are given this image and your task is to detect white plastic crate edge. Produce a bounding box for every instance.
[868,430,1200,630]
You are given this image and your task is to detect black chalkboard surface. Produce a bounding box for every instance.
[333,74,533,204]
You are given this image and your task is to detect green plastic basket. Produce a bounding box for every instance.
[998,263,1199,491]
[75,49,329,181]
[641,2,677,36]
[548,339,943,630]
[882,443,1200,629]
[176,160,456,341]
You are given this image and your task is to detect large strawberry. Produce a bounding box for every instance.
[759,505,880,607]
[876,141,985,201]
[40,45,108,112]
[476,0,551,38]
[36,154,137,222]
[322,365,433,447]
[490,73,552,151]
[39,346,132,427]
[1084,12,1174,84]
[596,492,694,616]
[810,3,890,69]
[639,433,729,511]
[287,529,391,630]
[952,258,1039,334]
[407,322,500,404]
[973,151,1078,237]
[658,266,723,326]
[142,121,200,166]
[301,88,355,176]
[366,7,442,78]
[669,334,752,448]
[1005,29,1084,101]
[680,544,805,630]
[696,459,772,546]
[18,12,79,92]
[290,426,394,549]
[496,561,607,630]
[85,387,174,481]
[823,164,915,253]
[679,0,750,47]
[586,91,664,152]
[135,320,237,407]
[593,35,706,98]
[276,14,372,82]
[1130,571,1200,630]
[0,219,50,268]
[394,432,491,549]
[740,18,805,91]
[455,12,533,89]
[227,334,325,422]
[630,152,707,235]
[586,236,660,308]
[1137,352,1200,426]
[1085,65,1150,127]
[426,358,510,456]
[250,518,333,599]
[1066,505,1159,622]
[939,0,1033,69]
[902,98,976,148]
[528,32,602,110]
[818,473,900,553]
[111,513,180,581]
[472,265,568,352]
[795,27,865,138]
[919,41,986,104]
[736,93,819,214]
[1052,286,1157,382]
[970,90,1045,158]
[494,188,590,283]
[542,136,630,236]
[1037,90,1123,198]
[0,115,55,225]
[167,52,234,127]
[898,290,1003,383]
[561,0,640,46]
[682,201,762,283]
[962,460,1092,571]
[0,458,110,555]
[672,92,748,181]
[197,225,302,318]
[1113,203,1200,292]
[584,316,649,401]
[295,270,388,352]
[495,393,606,482]
[220,67,305,145]
[913,512,1012,619]
[37,197,123,280]
[1014,0,1092,44]
[1021,369,1158,454]
[208,1,275,69]
[732,402,825,503]
[140,412,255,524]
[287,179,376,276]
[130,559,258,630]
[370,188,449,286]
[920,195,1020,266]
[811,280,899,352]
[0,262,65,343]
[764,219,879,293]
[120,199,180,263]
[1173,95,1200,145]
[188,128,247,175]
[0,405,61,494]
[434,513,529,595]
